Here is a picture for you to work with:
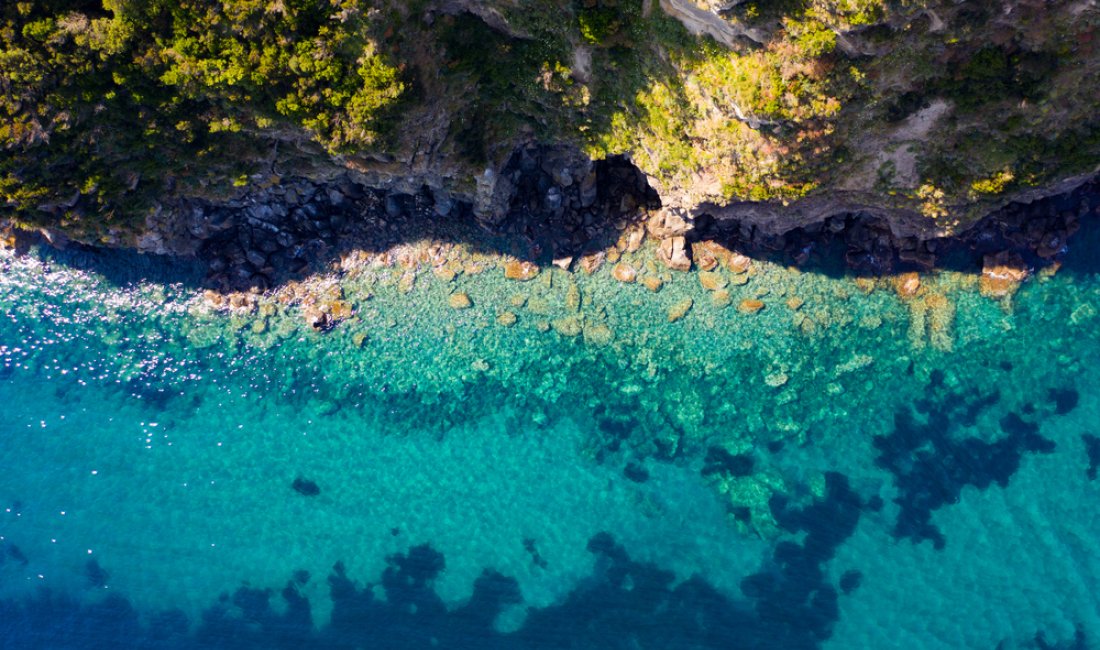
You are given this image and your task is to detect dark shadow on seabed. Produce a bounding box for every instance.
[0,473,868,650]
[0,375,1092,649]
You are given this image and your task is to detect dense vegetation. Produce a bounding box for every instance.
[2,0,1099,242]
[1,0,404,239]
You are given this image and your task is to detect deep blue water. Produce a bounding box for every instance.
[2,217,1100,649]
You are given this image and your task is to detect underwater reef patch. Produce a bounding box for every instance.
[1082,434,1100,481]
[874,387,1056,549]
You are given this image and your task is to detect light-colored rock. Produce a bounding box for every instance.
[712,289,732,308]
[738,299,765,314]
[657,236,691,271]
[646,209,693,238]
[227,293,256,313]
[448,292,472,309]
[504,259,540,281]
[980,252,1029,298]
[854,277,876,294]
[698,271,728,291]
[728,252,752,274]
[642,276,664,292]
[579,251,605,274]
[765,372,789,388]
[203,290,226,310]
[497,311,518,327]
[612,263,637,283]
[433,266,457,282]
[328,300,354,321]
[303,306,331,330]
[894,272,921,298]
[693,245,718,271]
[668,297,693,322]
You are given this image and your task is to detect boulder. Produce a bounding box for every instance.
[646,209,693,238]
[738,299,765,314]
[504,259,540,281]
[579,251,605,274]
[612,263,637,283]
[699,271,728,291]
[980,252,1029,298]
[727,252,752,274]
[894,272,921,298]
[657,236,692,271]
[552,256,574,270]
[448,292,473,309]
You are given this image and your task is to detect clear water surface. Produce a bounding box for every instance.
[2,217,1100,649]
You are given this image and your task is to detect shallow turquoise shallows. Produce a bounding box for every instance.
[3,221,1100,649]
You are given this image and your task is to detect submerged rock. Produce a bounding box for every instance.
[552,315,583,337]
[448,292,473,309]
[727,252,752,275]
[583,323,614,346]
[738,299,765,314]
[304,307,333,331]
[504,260,540,281]
[698,271,728,291]
[612,263,637,283]
[578,251,605,274]
[668,298,694,322]
[433,266,457,282]
[642,276,664,293]
[980,252,1029,298]
[565,282,582,312]
[765,371,789,388]
[894,272,921,298]
[292,477,321,496]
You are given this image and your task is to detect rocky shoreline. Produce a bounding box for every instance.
[4,144,1098,298]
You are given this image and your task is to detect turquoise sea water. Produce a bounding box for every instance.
[3,218,1100,648]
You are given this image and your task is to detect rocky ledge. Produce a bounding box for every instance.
[121,143,1100,291]
[6,142,1096,298]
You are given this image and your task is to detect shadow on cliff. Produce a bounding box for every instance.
[10,155,1100,293]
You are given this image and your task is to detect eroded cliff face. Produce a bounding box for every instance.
[2,0,1099,254]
